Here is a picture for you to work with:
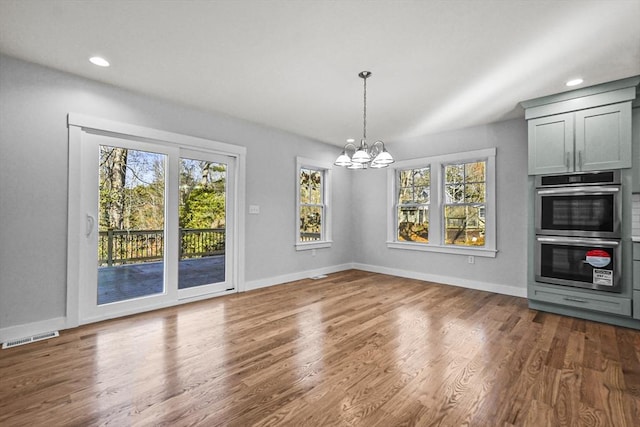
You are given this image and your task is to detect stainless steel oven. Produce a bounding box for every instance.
[535,236,621,292]
[535,170,621,238]
[534,170,622,293]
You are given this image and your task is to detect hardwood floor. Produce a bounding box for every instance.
[1,270,639,426]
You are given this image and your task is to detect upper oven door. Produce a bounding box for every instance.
[535,186,621,238]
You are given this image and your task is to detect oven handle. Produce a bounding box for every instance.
[536,186,620,195]
[536,236,620,246]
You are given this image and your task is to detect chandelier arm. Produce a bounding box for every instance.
[371,140,385,150]
[343,142,357,156]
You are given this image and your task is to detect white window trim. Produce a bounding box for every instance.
[295,157,333,251]
[386,148,497,258]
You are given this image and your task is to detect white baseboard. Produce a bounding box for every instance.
[1,264,526,343]
[244,263,353,291]
[352,263,528,298]
[0,316,67,344]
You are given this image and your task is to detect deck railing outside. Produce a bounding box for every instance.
[99,228,225,266]
[300,232,322,242]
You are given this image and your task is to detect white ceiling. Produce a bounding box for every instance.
[1,0,639,146]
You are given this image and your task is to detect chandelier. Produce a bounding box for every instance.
[334,71,394,169]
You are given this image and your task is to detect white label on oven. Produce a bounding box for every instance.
[593,269,613,287]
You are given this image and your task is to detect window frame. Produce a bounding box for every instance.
[442,159,487,247]
[386,148,497,258]
[395,166,431,244]
[295,157,332,251]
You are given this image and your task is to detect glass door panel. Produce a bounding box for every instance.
[178,158,227,289]
[98,145,167,305]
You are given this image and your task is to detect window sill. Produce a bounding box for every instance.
[296,241,333,251]
[386,241,497,258]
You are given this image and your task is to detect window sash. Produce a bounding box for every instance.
[299,204,324,242]
[443,160,487,247]
[396,167,431,243]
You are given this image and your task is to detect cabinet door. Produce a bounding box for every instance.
[633,107,640,192]
[528,113,574,175]
[575,102,632,171]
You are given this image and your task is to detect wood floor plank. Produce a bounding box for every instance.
[1,270,639,426]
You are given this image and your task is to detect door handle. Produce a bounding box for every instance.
[86,214,95,237]
[578,151,582,170]
[563,297,587,303]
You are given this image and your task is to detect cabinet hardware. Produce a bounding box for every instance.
[563,297,587,303]
[578,151,582,170]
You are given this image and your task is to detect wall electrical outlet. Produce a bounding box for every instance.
[468,256,475,264]
[249,205,260,214]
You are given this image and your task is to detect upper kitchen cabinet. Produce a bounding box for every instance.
[528,112,574,174]
[575,102,631,171]
[522,76,639,175]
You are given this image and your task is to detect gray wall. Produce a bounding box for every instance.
[0,53,529,334]
[0,54,353,330]
[351,119,529,294]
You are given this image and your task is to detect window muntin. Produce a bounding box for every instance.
[443,161,486,246]
[299,167,324,242]
[396,167,430,243]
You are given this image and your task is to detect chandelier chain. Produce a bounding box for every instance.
[363,75,367,140]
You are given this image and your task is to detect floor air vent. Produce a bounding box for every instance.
[2,331,59,349]
[309,274,328,280]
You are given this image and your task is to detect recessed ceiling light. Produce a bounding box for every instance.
[346,138,355,143]
[566,78,583,87]
[89,56,110,67]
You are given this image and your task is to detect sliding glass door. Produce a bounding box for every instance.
[77,132,235,323]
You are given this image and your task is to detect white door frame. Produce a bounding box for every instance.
[66,114,246,327]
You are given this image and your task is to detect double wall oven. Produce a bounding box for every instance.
[535,170,621,292]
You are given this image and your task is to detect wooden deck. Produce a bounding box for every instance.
[98,255,225,304]
[1,270,639,426]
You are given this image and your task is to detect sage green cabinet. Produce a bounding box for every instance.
[634,244,639,319]
[633,107,640,192]
[634,243,640,292]
[528,102,632,175]
[529,283,631,316]
[528,113,574,175]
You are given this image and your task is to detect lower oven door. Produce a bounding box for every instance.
[535,236,621,292]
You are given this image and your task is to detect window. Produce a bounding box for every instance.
[387,148,496,257]
[443,161,486,246]
[397,167,430,243]
[296,157,332,250]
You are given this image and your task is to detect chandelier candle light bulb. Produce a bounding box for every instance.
[334,71,394,169]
